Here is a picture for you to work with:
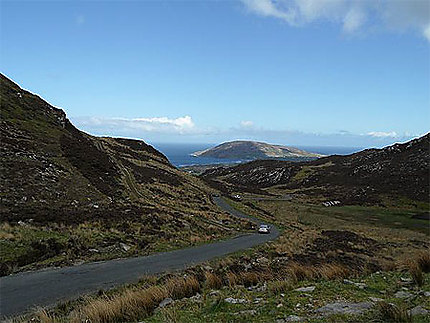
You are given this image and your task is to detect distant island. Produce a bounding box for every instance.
[191,140,323,160]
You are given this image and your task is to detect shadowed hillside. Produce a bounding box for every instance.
[0,74,246,275]
[202,134,430,204]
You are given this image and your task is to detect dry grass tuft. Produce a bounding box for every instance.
[402,250,430,286]
[287,262,316,282]
[407,262,423,286]
[74,285,168,323]
[285,262,350,282]
[161,306,180,323]
[318,264,350,280]
[240,271,260,287]
[377,302,411,323]
[165,275,200,299]
[27,308,58,323]
[225,271,240,287]
[204,271,223,290]
[268,279,293,295]
[415,250,430,273]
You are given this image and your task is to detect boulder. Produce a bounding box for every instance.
[294,286,316,293]
[315,302,373,315]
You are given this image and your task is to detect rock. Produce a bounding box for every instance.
[315,302,373,315]
[424,291,430,297]
[369,297,384,303]
[409,305,429,316]
[209,291,220,297]
[394,291,413,299]
[159,298,174,308]
[248,283,267,292]
[285,315,303,322]
[400,277,413,284]
[277,303,283,308]
[253,297,263,304]
[294,286,315,292]
[190,293,202,302]
[89,248,99,253]
[119,243,130,252]
[257,257,269,265]
[343,279,367,289]
[224,297,248,304]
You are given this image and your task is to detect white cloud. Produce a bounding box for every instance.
[343,8,366,33]
[241,0,430,41]
[424,24,430,41]
[74,115,195,134]
[240,120,254,127]
[242,0,297,24]
[367,131,398,138]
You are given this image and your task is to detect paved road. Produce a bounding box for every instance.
[0,197,279,318]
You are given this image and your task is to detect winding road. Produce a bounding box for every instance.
[0,197,279,318]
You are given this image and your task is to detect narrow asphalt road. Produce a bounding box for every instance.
[0,197,279,318]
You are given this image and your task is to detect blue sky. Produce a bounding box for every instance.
[1,0,429,147]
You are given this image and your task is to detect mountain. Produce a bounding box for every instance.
[192,140,322,160]
[202,134,430,204]
[0,74,243,275]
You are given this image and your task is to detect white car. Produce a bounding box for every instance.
[258,224,271,234]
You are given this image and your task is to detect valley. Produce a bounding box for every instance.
[1,75,429,322]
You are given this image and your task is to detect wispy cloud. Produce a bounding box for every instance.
[367,131,398,138]
[72,115,423,147]
[241,0,430,41]
[73,115,195,135]
[240,120,254,128]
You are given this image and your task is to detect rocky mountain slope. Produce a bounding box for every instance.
[202,134,430,204]
[192,140,322,160]
[0,74,243,275]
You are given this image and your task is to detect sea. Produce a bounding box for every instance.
[151,143,364,168]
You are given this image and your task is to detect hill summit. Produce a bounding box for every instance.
[192,140,322,160]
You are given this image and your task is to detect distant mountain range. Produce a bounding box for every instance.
[192,141,323,160]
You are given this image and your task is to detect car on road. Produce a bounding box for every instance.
[258,224,271,234]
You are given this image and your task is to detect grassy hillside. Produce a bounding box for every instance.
[0,74,248,275]
[12,196,430,323]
